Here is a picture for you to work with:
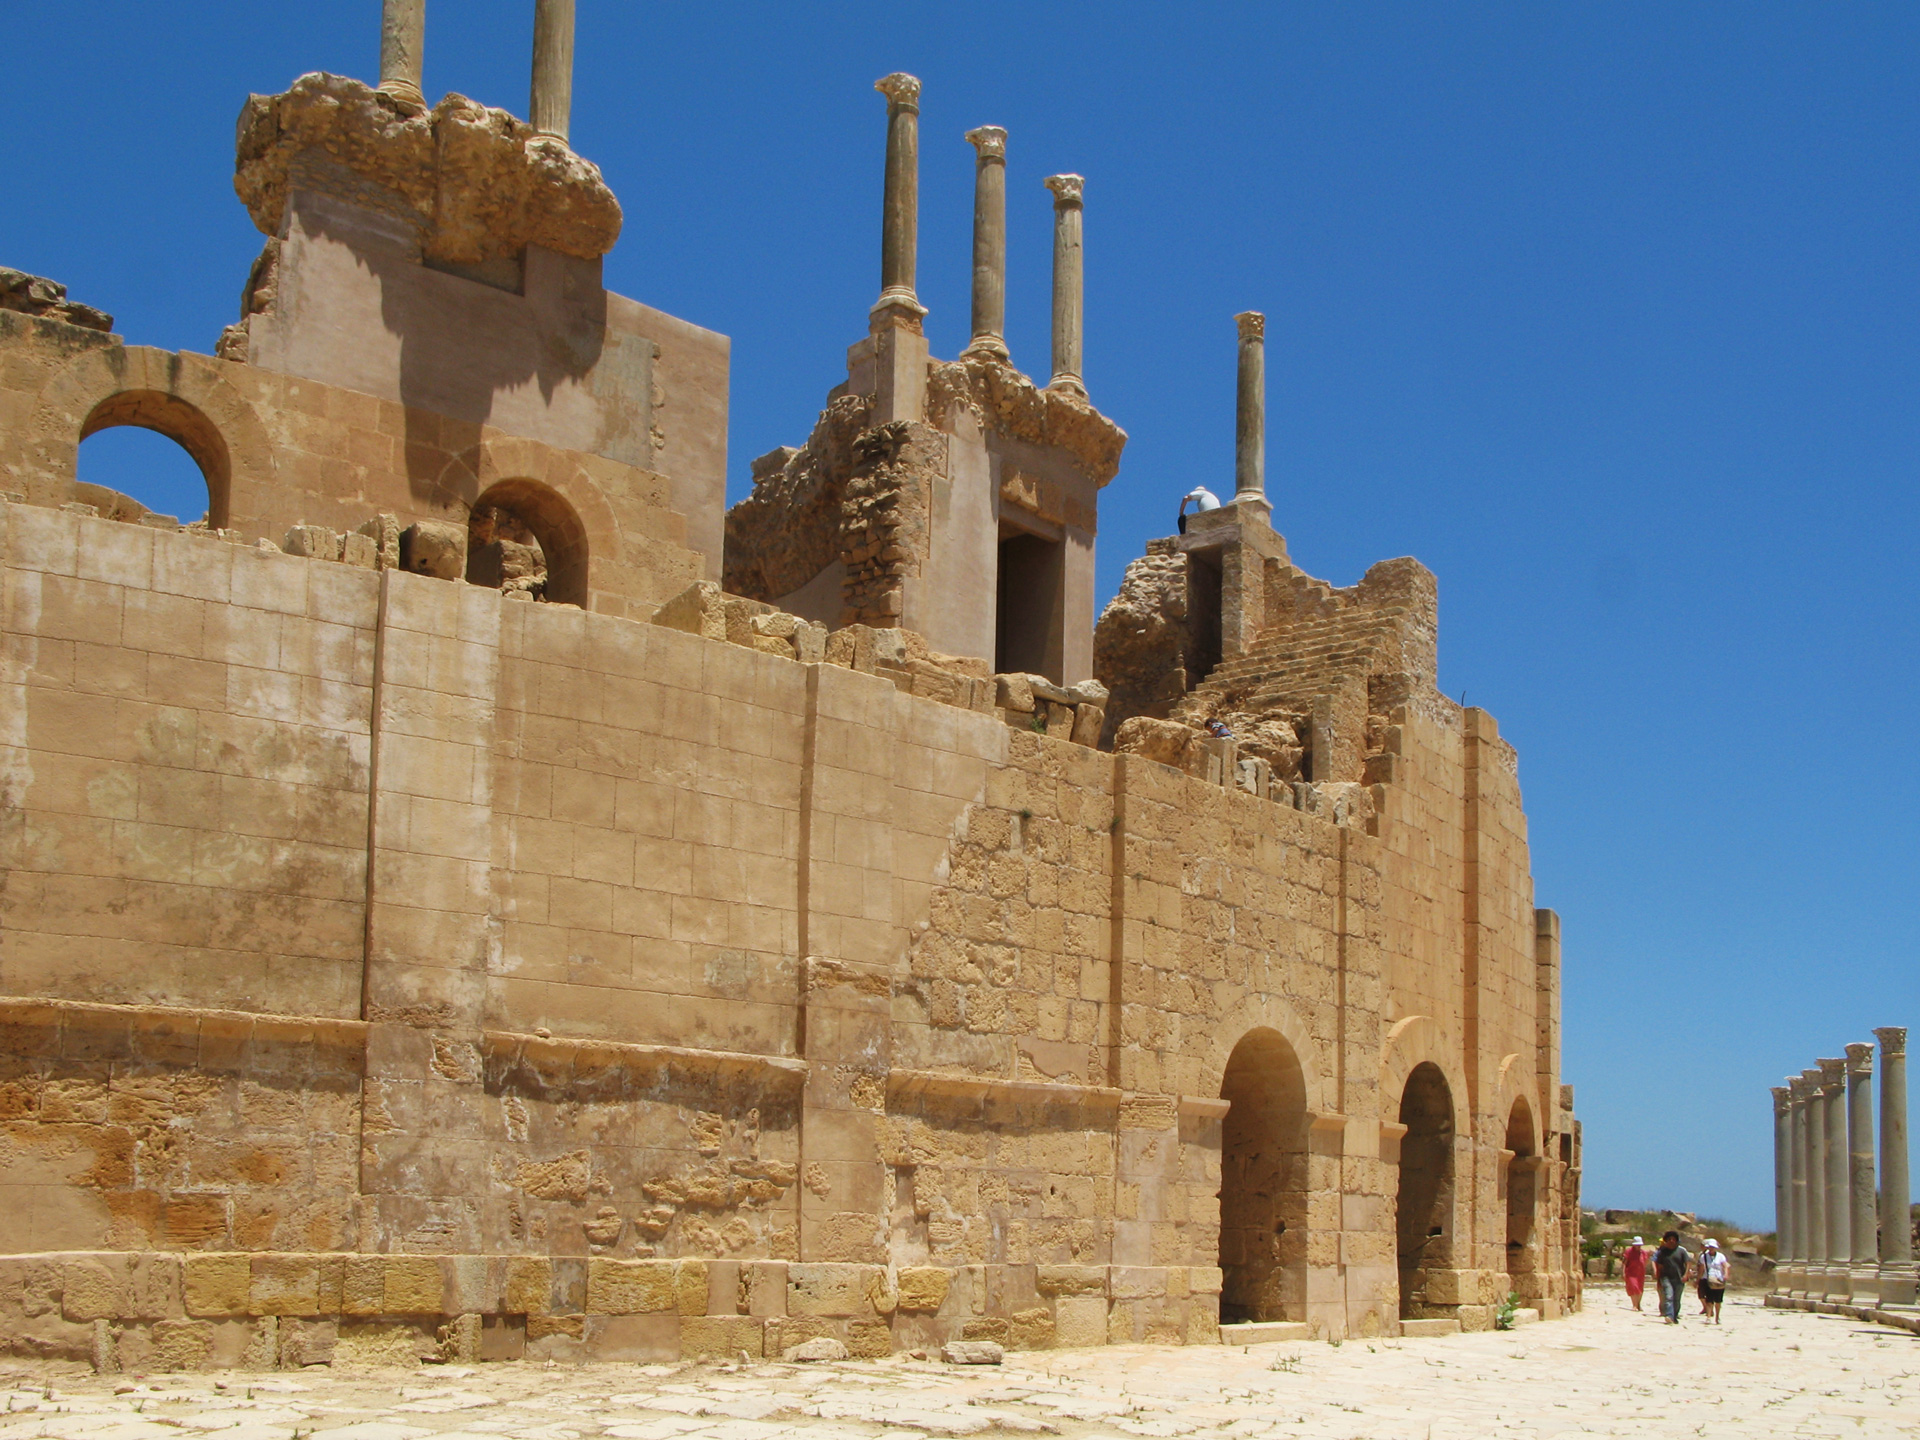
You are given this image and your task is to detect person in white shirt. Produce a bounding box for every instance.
[1178,486,1221,534]
[1695,1238,1730,1324]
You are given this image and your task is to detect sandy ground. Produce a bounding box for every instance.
[2,1288,1915,1440]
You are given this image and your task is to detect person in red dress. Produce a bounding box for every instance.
[1621,1235,1650,1311]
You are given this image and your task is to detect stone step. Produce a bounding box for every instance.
[1510,1307,1542,1327]
[1219,1321,1311,1345]
[1399,1317,1463,1337]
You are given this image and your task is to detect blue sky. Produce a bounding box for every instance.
[8,2,1918,1231]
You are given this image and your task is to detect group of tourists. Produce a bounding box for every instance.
[1619,1232,1732,1324]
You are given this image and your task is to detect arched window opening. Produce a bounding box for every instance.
[1395,1061,1455,1320]
[466,479,588,608]
[1505,1098,1538,1286]
[77,390,231,528]
[1217,1028,1309,1324]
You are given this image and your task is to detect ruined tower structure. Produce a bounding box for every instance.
[0,3,1580,1369]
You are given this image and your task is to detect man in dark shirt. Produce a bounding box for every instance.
[1654,1230,1691,1324]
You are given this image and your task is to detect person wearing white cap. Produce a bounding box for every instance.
[1696,1238,1730,1324]
[1621,1235,1650,1311]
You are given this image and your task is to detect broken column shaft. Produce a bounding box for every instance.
[379,0,426,113]
[873,74,926,321]
[964,127,1009,360]
[1045,174,1085,395]
[530,0,575,142]
[1235,311,1266,501]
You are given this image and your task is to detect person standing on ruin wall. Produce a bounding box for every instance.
[1622,1235,1650,1311]
[1654,1230,1692,1324]
[1178,486,1221,534]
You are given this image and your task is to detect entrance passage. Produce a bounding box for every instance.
[1395,1061,1455,1319]
[1186,546,1223,686]
[1217,1028,1309,1323]
[995,528,1065,681]
[1505,1098,1538,1287]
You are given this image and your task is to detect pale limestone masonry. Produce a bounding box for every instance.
[0,29,1579,1368]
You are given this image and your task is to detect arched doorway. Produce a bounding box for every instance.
[1217,1028,1309,1323]
[1504,1097,1538,1289]
[1395,1061,1455,1319]
[79,390,231,528]
[465,478,589,608]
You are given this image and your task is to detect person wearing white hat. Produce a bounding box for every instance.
[1621,1235,1650,1311]
[1697,1238,1729,1324]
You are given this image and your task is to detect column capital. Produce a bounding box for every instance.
[966,125,1007,161]
[1045,173,1085,207]
[1819,1056,1847,1094]
[1847,1041,1875,1075]
[1236,310,1266,343]
[1772,1085,1792,1113]
[876,72,921,112]
[1790,1073,1814,1101]
[1876,1025,1908,1058]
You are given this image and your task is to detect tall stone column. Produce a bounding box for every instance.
[1772,1085,1793,1296]
[1803,1067,1829,1295]
[379,0,427,113]
[1044,174,1086,396]
[1847,1043,1880,1302]
[873,74,926,322]
[1234,311,1266,502]
[963,127,1009,360]
[1789,1074,1813,1296]
[1821,1057,1851,1299]
[1878,1027,1916,1305]
[530,0,575,141]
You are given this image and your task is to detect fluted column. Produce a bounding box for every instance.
[1044,174,1085,396]
[1772,1085,1793,1295]
[963,127,1009,360]
[1879,1027,1916,1305]
[1790,1074,1814,1295]
[379,0,427,114]
[873,74,926,322]
[1848,1043,1880,1301]
[1821,1057,1851,1298]
[1234,311,1266,501]
[1804,1067,1829,1294]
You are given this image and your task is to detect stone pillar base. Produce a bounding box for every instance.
[1880,1263,1919,1307]
[1849,1267,1882,1306]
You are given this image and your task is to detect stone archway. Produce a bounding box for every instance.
[1504,1096,1539,1290]
[465,477,589,607]
[80,390,232,528]
[1395,1060,1456,1319]
[1217,1027,1309,1323]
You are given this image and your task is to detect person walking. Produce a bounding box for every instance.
[1697,1238,1730,1324]
[1654,1230,1691,1324]
[1621,1236,1650,1311]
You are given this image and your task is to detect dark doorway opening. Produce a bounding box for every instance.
[1395,1061,1455,1319]
[1186,547,1223,685]
[995,528,1064,681]
[1217,1028,1309,1324]
[1505,1098,1538,1288]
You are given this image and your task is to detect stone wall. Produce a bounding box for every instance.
[0,494,1576,1363]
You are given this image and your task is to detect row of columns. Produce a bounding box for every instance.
[377,0,576,141]
[1773,1027,1915,1306]
[872,74,1088,396]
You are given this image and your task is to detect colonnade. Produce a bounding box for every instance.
[1773,1027,1915,1306]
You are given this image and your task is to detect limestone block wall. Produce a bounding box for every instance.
[0,500,1576,1365]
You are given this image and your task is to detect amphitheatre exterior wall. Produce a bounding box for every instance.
[0,488,1574,1362]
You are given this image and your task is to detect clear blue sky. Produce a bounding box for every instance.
[7,2,1917,1232]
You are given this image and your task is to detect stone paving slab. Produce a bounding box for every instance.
[2,1293,1917,1440]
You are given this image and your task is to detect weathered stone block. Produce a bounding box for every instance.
[250,1254,320,1316]
[62,1260,128,1322]
[504,1256,553,1316]
[896,1266,951,1312]
[1036,1264,1107,1297]
[587,1258,677,1315]
[184,1254,250,1318]
[1054,1295,1109,1348]
[399,521,465,580]
[682,1314,763,1358]
[675,1260,709,1317]
[383,1256,445,1314]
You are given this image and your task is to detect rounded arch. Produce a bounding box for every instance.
[1503,1090,1541,1284]
[30,345,276,528]
[466,477,590,607]
[1217,1027,1310,1324]
[1379,1015,1471,1140]
[1201,994,1331,1116]
[1395,1059,1458,1320]
[80,390,231,527]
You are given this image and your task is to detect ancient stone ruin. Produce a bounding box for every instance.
[0,0,1581,1370]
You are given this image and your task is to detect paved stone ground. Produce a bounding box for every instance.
[2,1289,1915,1440]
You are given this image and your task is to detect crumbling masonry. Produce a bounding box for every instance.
[0,4,1580,1370]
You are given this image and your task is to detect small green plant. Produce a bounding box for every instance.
[1268,1354,1301,1373]
[1328,1337,1343,1348]
[1028,714,1047,733]
[1494,1292,1519,1331]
